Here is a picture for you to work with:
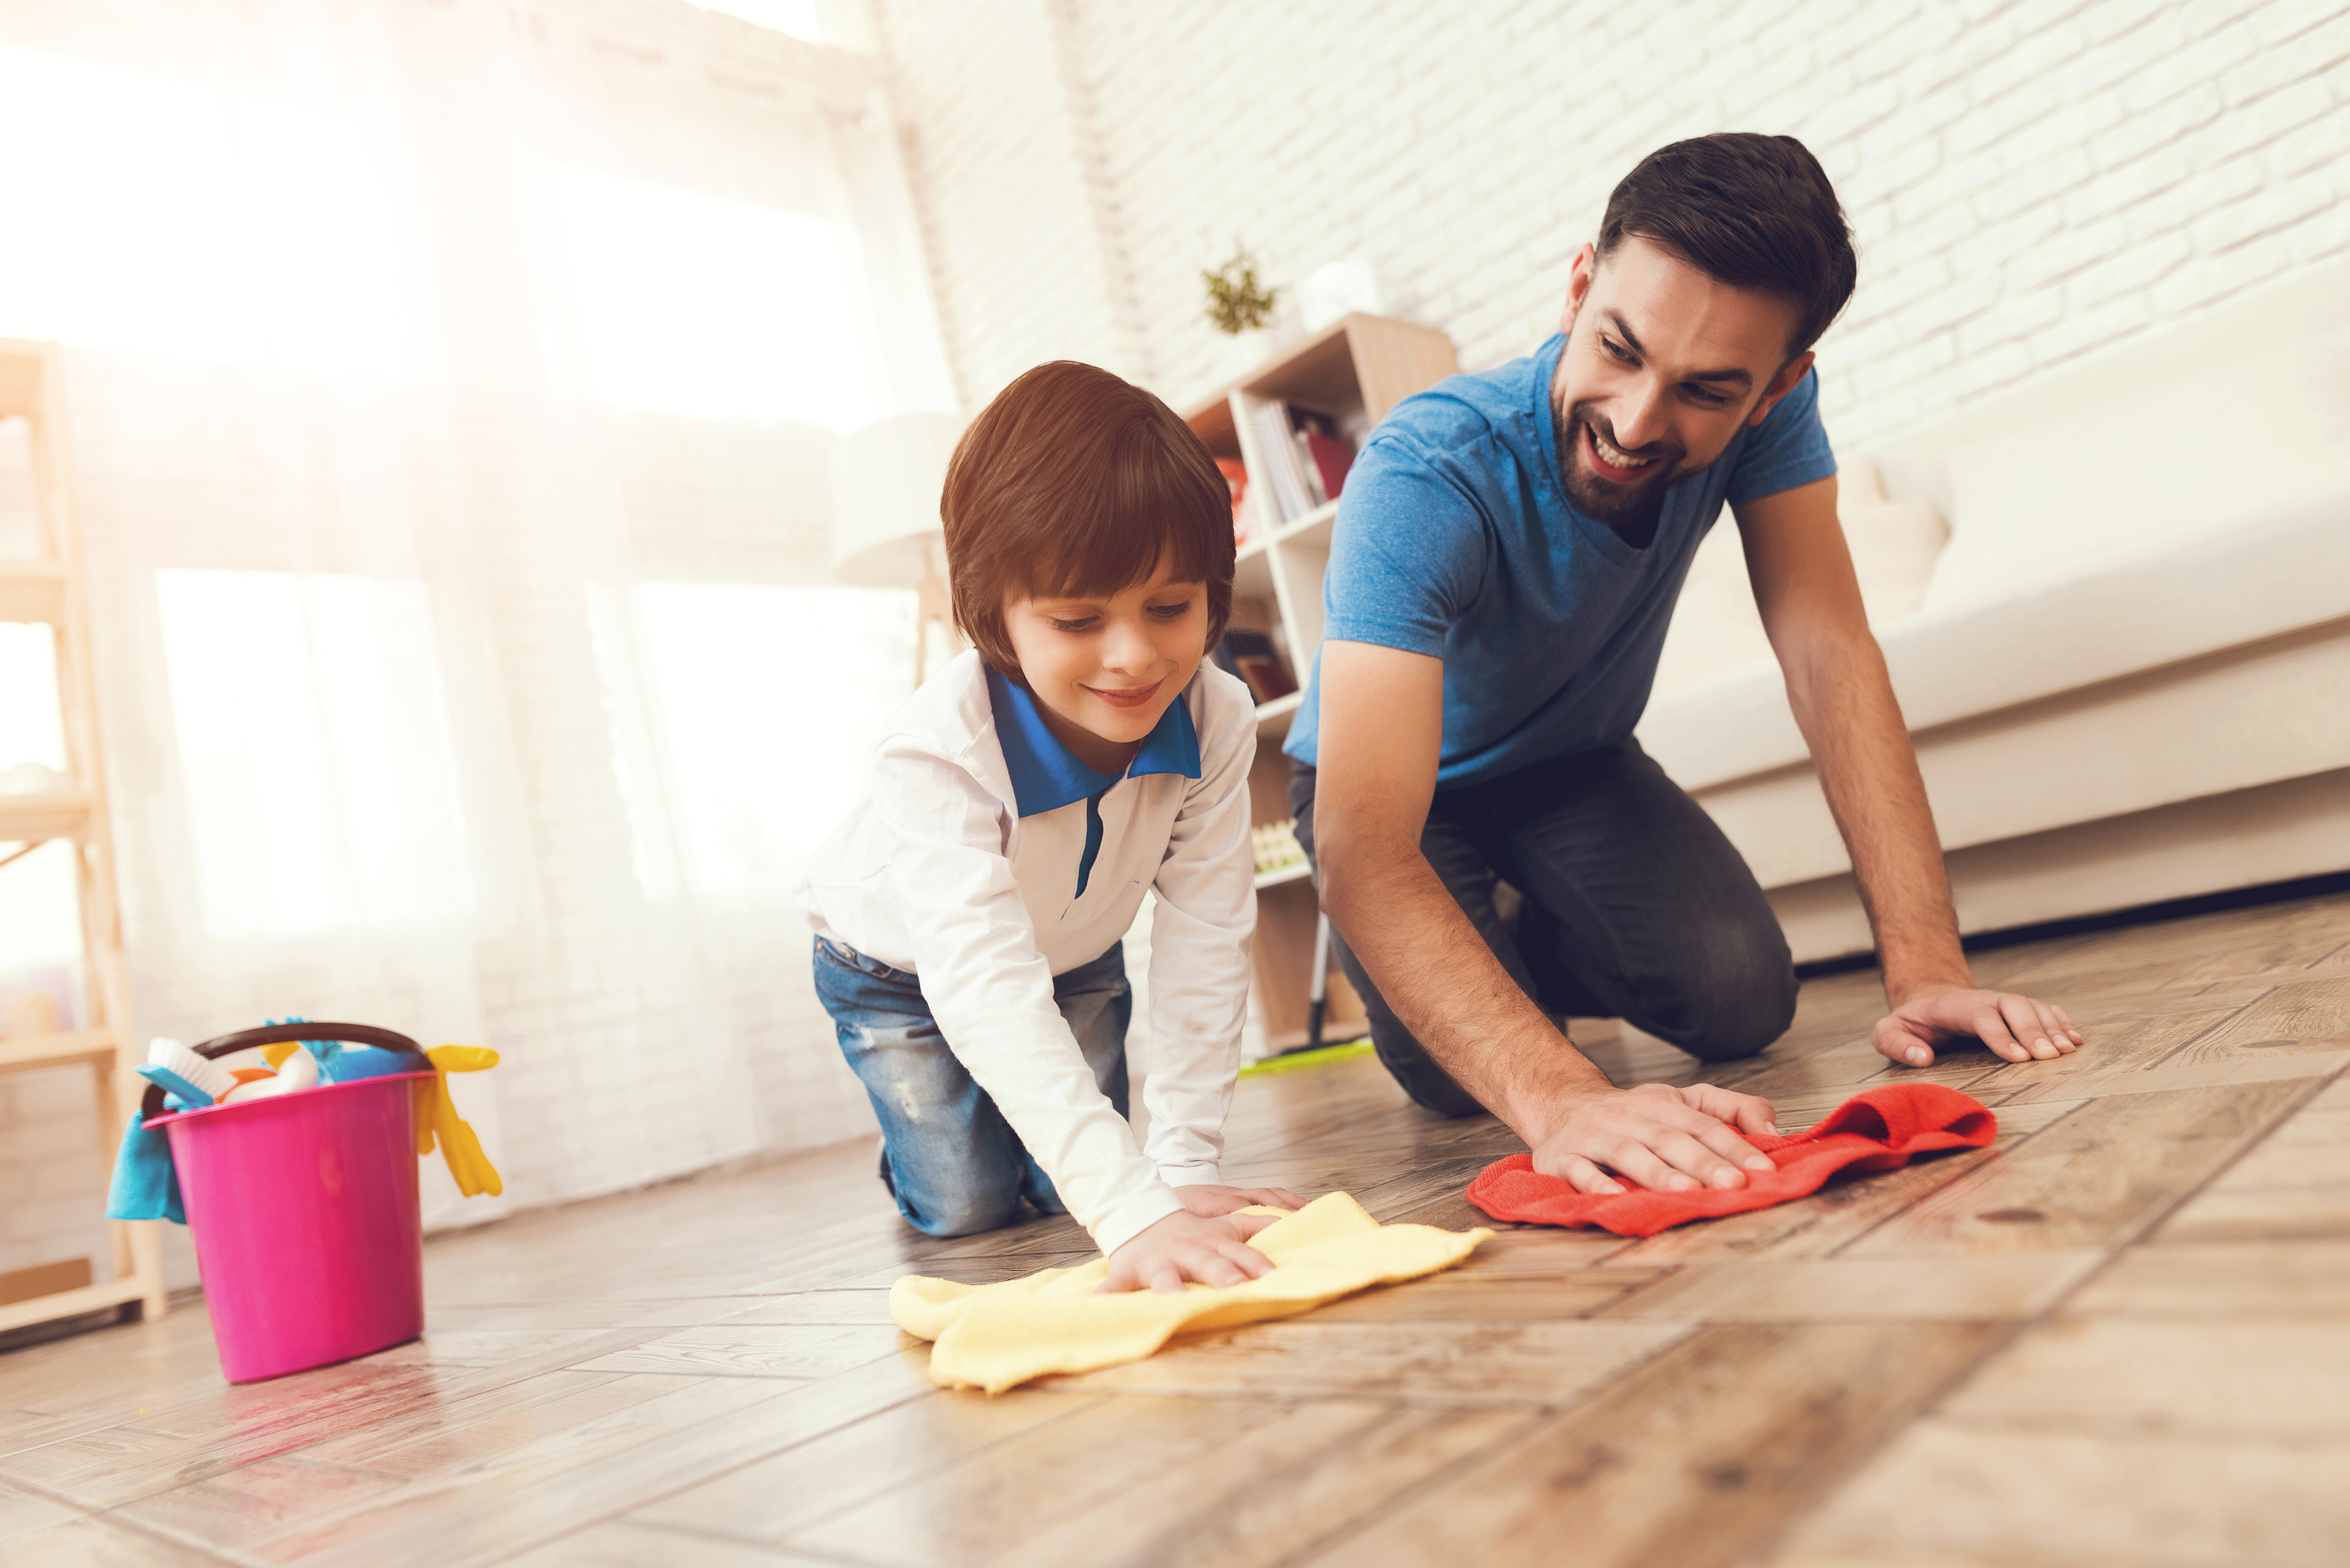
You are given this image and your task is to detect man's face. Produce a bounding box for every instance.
[1550,236,1814,532]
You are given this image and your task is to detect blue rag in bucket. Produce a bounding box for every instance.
[106,1108,187,1224]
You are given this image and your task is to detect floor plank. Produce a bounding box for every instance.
[0,1512,232,1565]
[4,887,2344,1566]
[1596,1253,2102,1321]
[1304,1268,1663,1323]
[566,1323,907,1379]
[1037,1319,1692,1406]
[1290,1321,2004,1568]
[506,1519,826,1565]
[0,1479,83,1545]
[246,1351,937,1567]
[1845,1077,2324,1257]
[2154,1074,2350,1243]
[1764,1420,2350,1567]
[977,1402,1536,1568]
[630,1385,1089,1546]
[1936,1318,2350,1441]
[2059,1239,2350,1320]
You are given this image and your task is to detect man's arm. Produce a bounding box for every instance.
[1736,475,2082,1066]
[1313,639,1781,1194]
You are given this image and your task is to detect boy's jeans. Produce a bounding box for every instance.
[812,934,1132,1238]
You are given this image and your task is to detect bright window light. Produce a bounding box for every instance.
[0,623,64,775]
[590,582,914,901]
[685,0,823,40]
[533,165,876,427]
[0,45,424,378]
[0,625,73,973]
[155,570,475,937]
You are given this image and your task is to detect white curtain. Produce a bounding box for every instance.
[0,0,953,1280]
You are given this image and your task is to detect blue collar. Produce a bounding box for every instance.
[987,665,1202,818]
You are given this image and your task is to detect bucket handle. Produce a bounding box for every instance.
[140,1022,425,1123]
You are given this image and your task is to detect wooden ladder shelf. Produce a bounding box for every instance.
[0,339,168,1333]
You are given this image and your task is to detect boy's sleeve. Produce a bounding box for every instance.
[1318,429,1491,657]
[1137,672,1259,1186]
[1725,365,1838,505]
[869,736,1183,1257]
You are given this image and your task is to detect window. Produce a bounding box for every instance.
[0,46,425,378]
[155,571,474,937]
[531,165,877,427]
[685,1,822,41]
[590,582,914,901]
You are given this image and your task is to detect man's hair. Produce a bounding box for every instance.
[1598,132,1857,358]
[942,360,1233,686]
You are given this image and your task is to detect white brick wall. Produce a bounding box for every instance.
[877,0,2350,448]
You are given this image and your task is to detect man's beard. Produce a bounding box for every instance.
[1553,395,1683,541]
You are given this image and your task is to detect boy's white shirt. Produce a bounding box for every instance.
[798,649,1258,1257]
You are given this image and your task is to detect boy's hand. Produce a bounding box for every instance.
[1098,1210,1278,1295]
[1174,1182,1306,1217]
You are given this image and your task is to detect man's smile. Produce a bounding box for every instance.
[1584,420,1662,483]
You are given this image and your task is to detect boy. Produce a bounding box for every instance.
[800,361,1300,1293]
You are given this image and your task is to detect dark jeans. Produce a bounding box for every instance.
[1291,741,1796,1118]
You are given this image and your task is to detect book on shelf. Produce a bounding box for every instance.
[1211,628,1297,705]
[1243,397,1356,527]
[1217,456,1253,547]
[1287,408,1355,510]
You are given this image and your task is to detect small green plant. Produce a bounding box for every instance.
[1202,244,1278,335]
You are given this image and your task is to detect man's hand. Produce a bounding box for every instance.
[1532,1081,1780,1195]
[1175,1183,1306,1217]
[1098,1209,1278,1294]
[1875,986,2083,1068]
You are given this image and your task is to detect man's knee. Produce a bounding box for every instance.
[1646,917,1797,1062]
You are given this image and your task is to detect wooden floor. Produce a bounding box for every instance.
[4,891,2348,1566]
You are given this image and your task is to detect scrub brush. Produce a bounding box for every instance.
[137,1037,237,1106]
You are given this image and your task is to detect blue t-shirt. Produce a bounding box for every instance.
[1285,333,1836,787]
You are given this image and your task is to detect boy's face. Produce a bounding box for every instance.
[1002,561,1209,776]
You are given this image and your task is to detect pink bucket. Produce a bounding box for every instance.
[152,1046,436,1383]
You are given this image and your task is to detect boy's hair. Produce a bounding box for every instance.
[1598,132,1857,358]
[942,360,1233,686]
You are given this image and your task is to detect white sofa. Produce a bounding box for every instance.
[1639,258,2350,963]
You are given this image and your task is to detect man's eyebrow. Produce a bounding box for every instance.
[1600,309,1753,389]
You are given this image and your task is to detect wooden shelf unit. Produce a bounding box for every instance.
[0,338,167,1334]
[1182,313,1459,1054]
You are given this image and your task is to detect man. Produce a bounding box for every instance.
[1288,133,2081,1196]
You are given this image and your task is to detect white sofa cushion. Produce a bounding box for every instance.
[1650,461,1950,697]
[1641,499,2350,795]
[1923,263,2350,615]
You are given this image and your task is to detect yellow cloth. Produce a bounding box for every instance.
[415,1045,503,1198]
[892,1192,1492,1394]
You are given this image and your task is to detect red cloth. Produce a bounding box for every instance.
[1464,1083,1997,1237]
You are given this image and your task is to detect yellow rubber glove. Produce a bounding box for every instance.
[420,1045,503,1198]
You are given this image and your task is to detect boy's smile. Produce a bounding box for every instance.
[1080,678,1164,711]
[1002,561,1209,778]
